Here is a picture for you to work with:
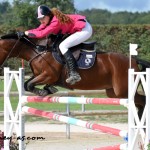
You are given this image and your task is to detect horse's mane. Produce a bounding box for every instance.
[0,33,38,48]
[1,33,18,39]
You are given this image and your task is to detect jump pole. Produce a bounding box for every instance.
[21,96,128,107]
[22,106,128,138]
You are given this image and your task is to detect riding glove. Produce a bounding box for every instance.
[17,32,25,38]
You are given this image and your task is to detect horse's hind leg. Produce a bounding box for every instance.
[106,89,145,120]
[134,93,145,120]
[107,89,145,120]
[106,88,117,98]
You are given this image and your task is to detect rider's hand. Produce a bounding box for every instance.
[17,31,25,38]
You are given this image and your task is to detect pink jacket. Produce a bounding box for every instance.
[27,14,86,38]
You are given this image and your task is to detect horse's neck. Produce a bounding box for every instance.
[18,46,36,61]
[0,39,19,57]
[9,38,39,61]
[0,37,53,63]
[19,38,49,61]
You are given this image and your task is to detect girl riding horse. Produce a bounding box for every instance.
[17,5,93,85]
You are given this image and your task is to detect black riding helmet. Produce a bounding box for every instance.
[37,5,52,19]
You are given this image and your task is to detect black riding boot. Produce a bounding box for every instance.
[63,51,81,85]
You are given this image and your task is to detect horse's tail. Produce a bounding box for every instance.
[135,57,150,71]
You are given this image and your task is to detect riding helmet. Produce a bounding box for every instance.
[37,5,52,19]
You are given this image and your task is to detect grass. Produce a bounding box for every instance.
[0,94,127,123]
[0,96,126,111]
[0,80,127,123]
[21,113,128,123]
[0,79,127,111]
[0,79,18,91]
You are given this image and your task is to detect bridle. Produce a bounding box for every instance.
[0,34,59,70]
[18,36,56,68]
[0,36,38,69]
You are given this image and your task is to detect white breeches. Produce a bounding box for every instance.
[59,21,93,55]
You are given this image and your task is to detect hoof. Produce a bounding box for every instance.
[38,89,49,96]
[44,85,58,94]
[32,88,49,96]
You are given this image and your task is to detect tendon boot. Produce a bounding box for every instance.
[63,51,81,85]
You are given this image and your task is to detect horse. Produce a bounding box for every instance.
[0,33,150,119]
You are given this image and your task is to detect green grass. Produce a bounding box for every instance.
[0,79,127,123]
[0,79,19,91]
[0,97,126,111]
[0,80,127,111]
[0,95,127,123]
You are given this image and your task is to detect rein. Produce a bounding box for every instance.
[22,37,54,68]
[22,37,43,65]
[0,34,57,70]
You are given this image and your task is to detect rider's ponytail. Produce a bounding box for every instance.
[51,8,73,24]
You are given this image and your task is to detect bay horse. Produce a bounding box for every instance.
[0,33,150,118]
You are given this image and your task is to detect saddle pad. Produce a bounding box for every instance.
[52,50,96,69]
[77,50,96,69]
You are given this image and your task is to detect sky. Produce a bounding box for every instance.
[3,0,150,13]
[74,0,150,12]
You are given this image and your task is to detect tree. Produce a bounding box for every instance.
[8,0,76,29]
[33,0,76,13]
[12,1,38,29]
[0,2,11,24]
[79,9,111,24]
[0,1,10,13]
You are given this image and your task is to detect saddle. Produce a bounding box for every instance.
[37,34,97,69]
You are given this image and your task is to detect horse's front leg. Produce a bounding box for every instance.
[25,73,58,96]
[43,84,58,94]
[24,76,34,91]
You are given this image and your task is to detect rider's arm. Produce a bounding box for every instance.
[26,21,60,38]
[25,24,46,36]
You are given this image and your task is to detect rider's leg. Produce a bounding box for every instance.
[63,50,81,84]
[59,22,92,85]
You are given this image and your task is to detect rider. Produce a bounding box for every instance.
[18,5,93,85]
